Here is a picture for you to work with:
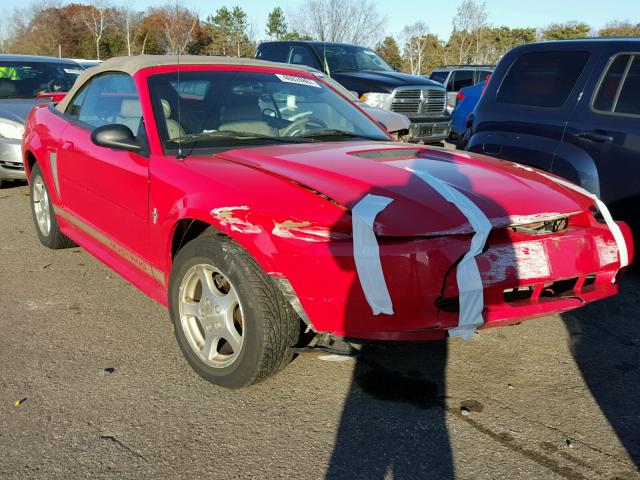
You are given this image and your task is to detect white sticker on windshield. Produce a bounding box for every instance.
[275,74,321,88]
[64,68,83,75]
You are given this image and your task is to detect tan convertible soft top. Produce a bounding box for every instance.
[56,55,313,112]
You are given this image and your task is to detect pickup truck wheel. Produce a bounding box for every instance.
[169,233,299,388]
[30,163,75,249]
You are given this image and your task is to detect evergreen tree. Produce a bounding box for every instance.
[266,7,287,40]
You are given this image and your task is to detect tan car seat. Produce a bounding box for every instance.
[218,94,276,137]
[114,99,142,135]
[161,99,186,140]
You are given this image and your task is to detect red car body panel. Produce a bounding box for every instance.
[22,64,634,342]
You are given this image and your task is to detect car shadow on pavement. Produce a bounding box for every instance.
[324,148,515,479]
[562,269,640,468]
[325,341,453,479]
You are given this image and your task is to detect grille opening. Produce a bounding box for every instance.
[540,277,579,298]
[509,217,568,235]
[435,296,459,313]
[0,161,24,171]
[503,286,534,303]
[391,89,446,115]
[583,274,597,289]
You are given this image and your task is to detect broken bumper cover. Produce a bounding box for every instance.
[270,217,633,341]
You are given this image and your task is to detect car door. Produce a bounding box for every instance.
[57,72,150,257]
[470,48,595,171]
[557,50,640,210]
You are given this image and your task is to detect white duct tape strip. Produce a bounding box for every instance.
[540,173,629,273]
[407,168,492,340]
[352,194,394,315]
[513,164,629,276]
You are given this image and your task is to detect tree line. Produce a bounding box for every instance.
[1,0,638,73]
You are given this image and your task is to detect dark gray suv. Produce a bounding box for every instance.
[467,39,640,242]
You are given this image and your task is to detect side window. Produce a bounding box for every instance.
[75,73,143,136]
[497,51,590,108]
[65,83,89,119]
[594,54,640,116]
[256,44,288,63]
[451,70,474,91]
[445,73,455,92]
[616,56,640,115]
[479,69,493,82]
[288,46,319,68]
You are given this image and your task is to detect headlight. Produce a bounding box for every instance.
[0,120,25,140]
[360,92,392,110]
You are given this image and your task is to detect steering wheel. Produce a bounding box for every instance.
[262,107,278,118]
[280,117,328,137]
[47,78,69,93]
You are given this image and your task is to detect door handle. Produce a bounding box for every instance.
[576,131,613,143]
[62,141,75,151]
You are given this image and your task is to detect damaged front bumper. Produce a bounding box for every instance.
[269,212,634,342]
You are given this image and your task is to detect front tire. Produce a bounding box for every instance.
[169,232,299,388]
[30,163,75,249]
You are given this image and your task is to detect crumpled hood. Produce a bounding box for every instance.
[216,142,594,237]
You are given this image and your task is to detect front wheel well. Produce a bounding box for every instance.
[171,219,224,259]
[25,151,37,178]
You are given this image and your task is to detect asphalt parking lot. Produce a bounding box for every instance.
[1,182,639,479]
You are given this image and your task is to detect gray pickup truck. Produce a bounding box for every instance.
[256,41,451,143]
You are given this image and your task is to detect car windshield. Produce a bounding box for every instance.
[148,69,390,153]
[0,62,81,99]
[310,45,393,73]
[429,71,448,84]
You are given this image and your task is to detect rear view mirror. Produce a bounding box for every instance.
[91,124,142,152]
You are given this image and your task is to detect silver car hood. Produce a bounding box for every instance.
[0,99,47,124]
[358,103,411,133]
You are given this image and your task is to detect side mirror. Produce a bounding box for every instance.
[91,124,141,152]
[393,67,400,72]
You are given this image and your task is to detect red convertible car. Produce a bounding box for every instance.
[22,56,633,387]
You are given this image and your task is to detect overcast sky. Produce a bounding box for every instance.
[8,0,640,40]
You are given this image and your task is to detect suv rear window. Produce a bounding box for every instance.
[256,44,288,63]
[594,54,640,116]
[497,51,589,108]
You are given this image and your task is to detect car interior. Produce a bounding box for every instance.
[148,73,361,144]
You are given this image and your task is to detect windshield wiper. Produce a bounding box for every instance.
[297,129,382,141]
[174,130,314,144]
[172,129,315,160]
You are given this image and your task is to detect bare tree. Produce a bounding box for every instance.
[82,2,109,60]
[450,0,488,64]
[161,3,197,55]
[290,0,386,47]
[401,22,430,75]
[114,6,143,56]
